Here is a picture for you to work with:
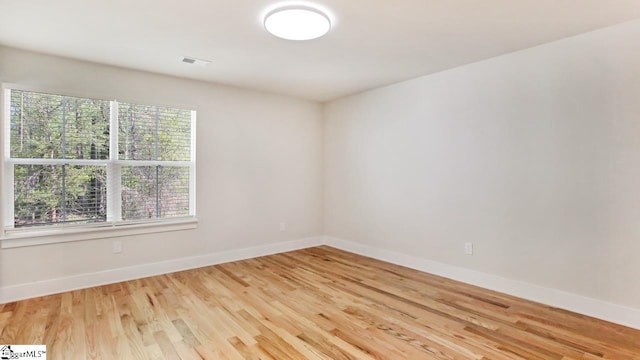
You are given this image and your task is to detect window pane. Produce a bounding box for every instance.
[118,103,191,161]
[158,167,190,217]
[63,97,110,160]
[10,90,109,159]
[118,104,156,160]
[13,165,107,227]
[121,166,157,220]
[10,91,63,159]
[121,166,190,220]
[158,107,191,161]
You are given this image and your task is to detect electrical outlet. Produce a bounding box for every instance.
[464,242,473,255]
[280,222,286,232]
[113,240,123,254]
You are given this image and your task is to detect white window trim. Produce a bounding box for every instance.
[0,85,198,248]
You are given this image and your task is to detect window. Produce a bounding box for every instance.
[2,88,196,241]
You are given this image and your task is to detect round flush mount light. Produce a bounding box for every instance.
[264,6,331,40]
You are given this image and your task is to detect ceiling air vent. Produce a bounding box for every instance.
[180,56,211,67]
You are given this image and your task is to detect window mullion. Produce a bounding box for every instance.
[61,97,67,222]
[107,101,122,222]
[61,165,67,222]
[155,107,160,218]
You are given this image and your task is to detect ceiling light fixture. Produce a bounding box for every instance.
[264,5,331,41]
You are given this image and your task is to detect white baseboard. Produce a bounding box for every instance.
[324,236,640,330]
[0,236,324,304]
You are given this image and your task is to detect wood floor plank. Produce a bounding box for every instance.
[1,246,639,359]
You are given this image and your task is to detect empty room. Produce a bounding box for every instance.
[1,0,640,359]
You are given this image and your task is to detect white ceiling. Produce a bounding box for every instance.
[1,1,640,102]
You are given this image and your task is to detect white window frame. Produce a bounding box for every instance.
[0,84,198,248]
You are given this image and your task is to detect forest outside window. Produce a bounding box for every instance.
[2,88,196,242]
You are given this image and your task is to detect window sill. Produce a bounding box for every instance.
[0,218,198,249]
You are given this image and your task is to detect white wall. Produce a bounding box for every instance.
[0,46,324,289]
[324,19,640,310]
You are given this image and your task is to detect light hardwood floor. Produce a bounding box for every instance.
[1,246,639,359]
